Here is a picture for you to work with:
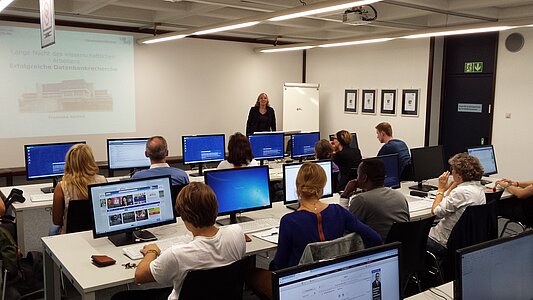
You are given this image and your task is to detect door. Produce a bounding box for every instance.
[439,33,498,160]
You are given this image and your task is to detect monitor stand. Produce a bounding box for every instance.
[108,230,157,247]
[480,176,492,186]
[285,203,300,211]
[189,164,204,177]
[409,181,437,192]
[41,177,59,193]
[216,213,254,226]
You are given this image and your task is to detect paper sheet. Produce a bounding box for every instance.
[251,227,279,244]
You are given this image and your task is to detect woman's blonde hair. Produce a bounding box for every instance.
[62,144,99,200]
[296,162,326,200]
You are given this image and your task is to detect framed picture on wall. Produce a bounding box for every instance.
[362,89,376,114]
[380,89,396,115]
[344,89,358,113]
[401,89,419,116]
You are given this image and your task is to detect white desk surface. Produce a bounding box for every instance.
[405,282,453,300]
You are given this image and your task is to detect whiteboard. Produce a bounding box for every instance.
[282,83,320,132]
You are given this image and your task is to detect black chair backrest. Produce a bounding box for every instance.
[443,202,496,279]
[485,190,503,239]
[523,196,533,228]
[171,184,188,218]
[66,200,92,234]
[386,216,436,275]
[178,258,248,300]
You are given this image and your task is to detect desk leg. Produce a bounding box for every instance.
[16,210,25,255]
[81,292,96,300]
[43,249,61,300]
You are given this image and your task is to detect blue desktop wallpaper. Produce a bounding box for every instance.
[26,142,80,178]
[182,135,225,164]
[249,133,284,159]
[292,132,320,158]
[206,167,270,214]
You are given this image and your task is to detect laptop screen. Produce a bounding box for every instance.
[273,243,401,300]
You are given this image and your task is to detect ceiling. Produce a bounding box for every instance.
[3,0,533,45]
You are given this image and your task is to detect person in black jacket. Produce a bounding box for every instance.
[332,130,362,191]
[246,93,276,136]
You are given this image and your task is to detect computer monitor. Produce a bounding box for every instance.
[363,154,400,189]
[467,145,497,176]
[182,134,225,176]
[291,132,320,160]
[409,145,446,192]
[272,243,401,300]
[88,175,176,247]
[24,141,86,193]
[249,133,285,163]
[329,132,359,149]
[455,230,533,300]
[283,160,333,210]
[204,166,271,225]
[107,138,150,171]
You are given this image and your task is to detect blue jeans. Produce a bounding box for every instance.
[48,225,61,236]
[427,237,447,258]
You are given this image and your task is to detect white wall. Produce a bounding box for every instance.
[0,33,302,168]
[493,29,533,180]
[306,38,431,158]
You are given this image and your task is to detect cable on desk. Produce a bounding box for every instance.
[433,287,452,300]
[428,287,450,300]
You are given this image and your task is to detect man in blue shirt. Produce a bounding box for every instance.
[132,136,189,187]
[375,122,411,180]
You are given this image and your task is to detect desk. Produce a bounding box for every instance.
[42,193,434,300]
[405,282,453,300]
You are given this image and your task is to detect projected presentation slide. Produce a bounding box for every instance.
[0,26,135,138]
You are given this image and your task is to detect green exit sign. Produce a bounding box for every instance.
[464,62,483,73]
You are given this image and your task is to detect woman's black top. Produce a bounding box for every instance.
[246,106,276,136]
[333,146,362,191]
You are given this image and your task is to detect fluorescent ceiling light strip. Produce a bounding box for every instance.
[260,46,315,53]
[403,26,515,39]
[142,34,187,44]
[0,0,15,13]
[319,37,394,48]
[193,21,260,35]
[269,0,381,22]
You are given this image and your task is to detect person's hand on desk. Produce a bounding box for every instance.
[135,244,160,284]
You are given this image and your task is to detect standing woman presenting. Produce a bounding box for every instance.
[246,93,276,136]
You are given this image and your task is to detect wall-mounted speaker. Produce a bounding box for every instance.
[505,33,524,53]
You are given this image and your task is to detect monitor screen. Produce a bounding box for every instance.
[88,175,176,243]
[467,145,497,176]
[107,138,150,170]
[249,133,285,160]
[455,230,533,300]
[273,243,401,300]
[182,134,225,165]
[283,160,333,205]
[410,145,445,182]
[25,141,86,180]
[329,132,359,149]
[364,154,400,189]
[204,166,271,218]
[291,132,320,159]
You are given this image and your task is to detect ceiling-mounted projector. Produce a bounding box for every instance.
[342,6,377,25]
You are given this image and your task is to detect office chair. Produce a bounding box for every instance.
[178,257,250,300]
[499,196,533,237]
[386,215,436,294]
[65,200,92,234]
[298,232,364,265]
[429,202,497,281]
[1,189,26,242]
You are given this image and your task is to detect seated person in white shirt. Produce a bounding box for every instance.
[427,153,486,257]
[130,182,246,300]
[132,136,189,186]
[217,132,259,169]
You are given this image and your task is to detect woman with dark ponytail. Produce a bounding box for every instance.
[332,130,362,191]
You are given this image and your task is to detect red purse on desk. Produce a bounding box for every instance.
[91,255,116,267]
